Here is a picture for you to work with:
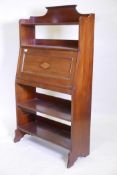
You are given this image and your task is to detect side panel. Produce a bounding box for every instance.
[14,83,36,142]
[68,14,95,167]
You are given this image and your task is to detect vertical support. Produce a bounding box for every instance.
[19,20,35,46]
[68,14,95,168]
[14,83,36,142]
[14,20,36,142]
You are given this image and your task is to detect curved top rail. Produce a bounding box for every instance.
[20,5,89,25]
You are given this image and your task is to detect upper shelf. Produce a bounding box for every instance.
[20,5,89,26]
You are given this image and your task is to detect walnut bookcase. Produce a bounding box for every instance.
[14,5,95,168]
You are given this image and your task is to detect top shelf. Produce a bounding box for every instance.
[19,5,90,26]
[20,22,79,26]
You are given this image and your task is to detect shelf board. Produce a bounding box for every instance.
[18,116,71,149]
[21,22,79,26]
[21,39,78,51]
[21,44,78,51]
[17,94,71,122]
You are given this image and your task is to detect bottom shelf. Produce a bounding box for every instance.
[18,116,71,150]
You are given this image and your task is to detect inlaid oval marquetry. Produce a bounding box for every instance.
[40,62,50,69]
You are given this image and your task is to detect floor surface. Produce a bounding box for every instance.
[0,115,117,175]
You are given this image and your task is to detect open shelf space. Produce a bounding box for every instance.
[17,94,71,122]
[21,39,78,51]
[18,116,71,149]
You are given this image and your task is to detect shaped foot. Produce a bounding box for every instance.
[67,152,79,168]
[14,129,25,143]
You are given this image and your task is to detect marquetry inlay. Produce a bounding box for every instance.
[40,62,50,69]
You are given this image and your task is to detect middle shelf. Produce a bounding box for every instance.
[21,39,78,51]
[17,94,71,122]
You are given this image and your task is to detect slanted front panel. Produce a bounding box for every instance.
[23,49,72,80]
[16,48,77,91]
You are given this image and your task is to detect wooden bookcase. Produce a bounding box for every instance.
[14,5,95,168]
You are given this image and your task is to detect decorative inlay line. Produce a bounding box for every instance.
[21,53,25,72]
[21,49,28,72]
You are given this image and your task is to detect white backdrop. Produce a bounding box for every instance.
[0,0,117,119]
[0,0,117,174]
